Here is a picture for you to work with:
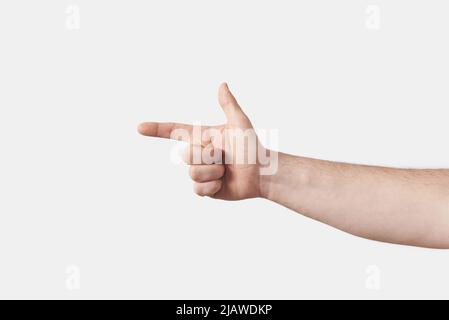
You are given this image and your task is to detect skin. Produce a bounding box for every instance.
[138,83,449,249]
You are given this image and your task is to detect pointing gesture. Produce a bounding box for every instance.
[138,83,270,200]
[138,83,449,249]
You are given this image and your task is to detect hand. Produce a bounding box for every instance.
[138,83,449,248]
[138,83,270,200]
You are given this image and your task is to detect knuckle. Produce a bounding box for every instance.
[193,184,205,197]
[189,166,201,181]
[210,180,221,193]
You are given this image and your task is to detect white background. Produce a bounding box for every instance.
[0,0,448,299]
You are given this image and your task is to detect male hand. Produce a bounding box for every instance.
[138,83,269,200]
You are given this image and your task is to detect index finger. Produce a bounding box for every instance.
[138,122,194,142]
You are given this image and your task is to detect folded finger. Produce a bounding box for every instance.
[193,180,223,197]
[189,165,225,183]
[182,144,224,165]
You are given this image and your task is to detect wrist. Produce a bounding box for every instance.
[259,152,313,202]
[259,171,273,200]
[259,150,283,200]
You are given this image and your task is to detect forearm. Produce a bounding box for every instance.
[261,152,449,248]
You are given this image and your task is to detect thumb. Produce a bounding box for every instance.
[218,83,247,122]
